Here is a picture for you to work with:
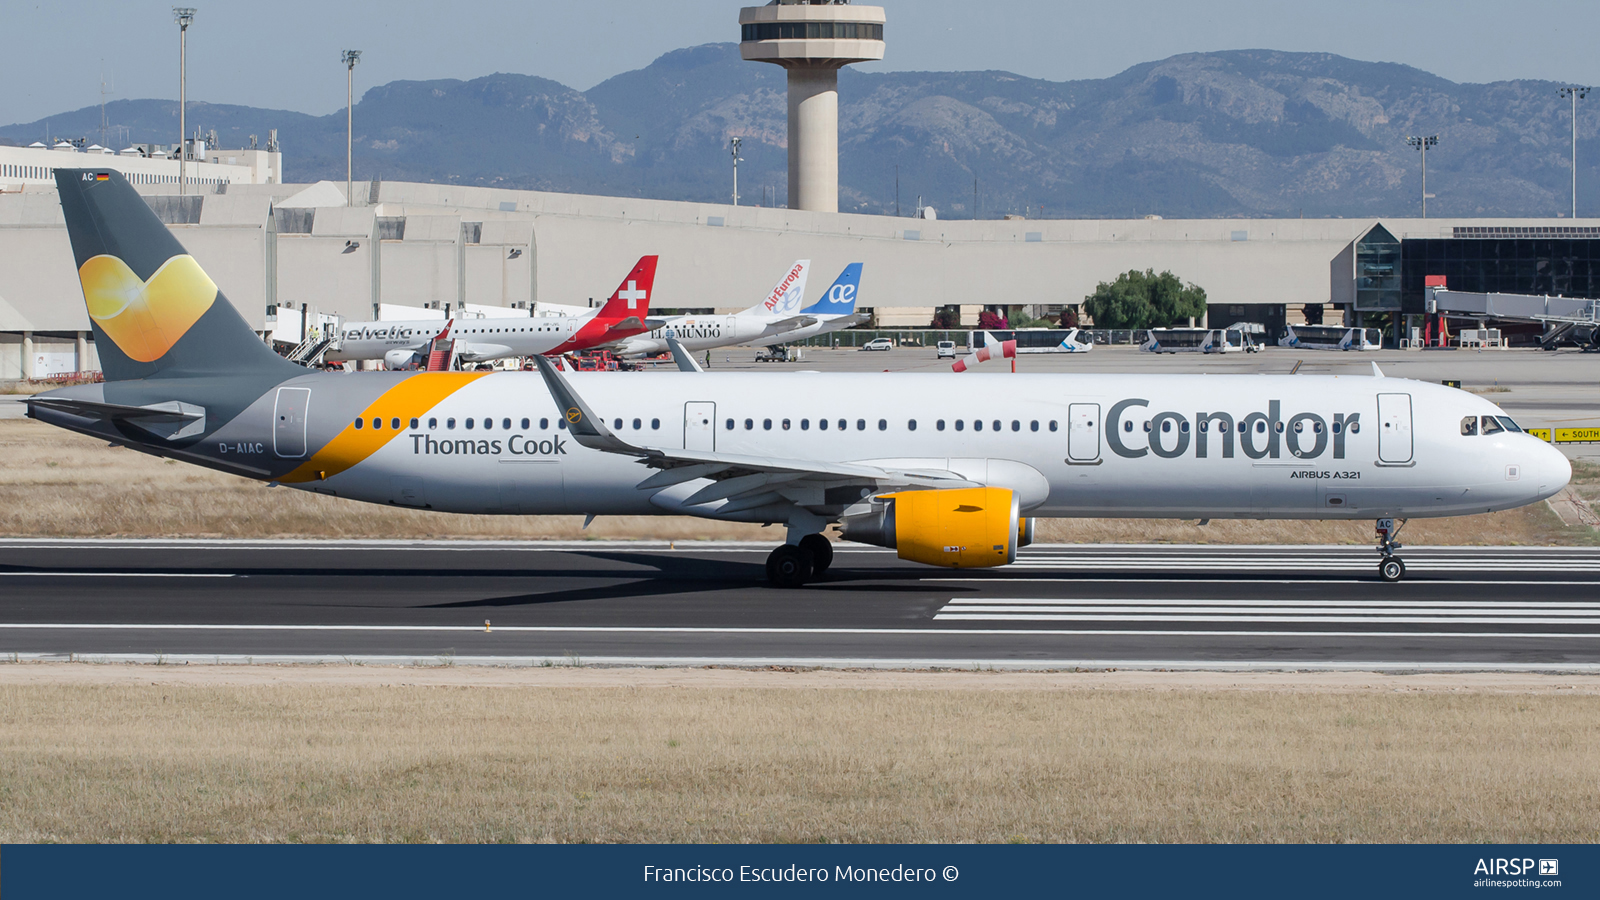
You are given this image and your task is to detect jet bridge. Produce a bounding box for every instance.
[1424,287,1599,350]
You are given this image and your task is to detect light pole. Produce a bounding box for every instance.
[173,7,195,196]
[1560,86,1589,219]
[342,50,361,207]
[1406,135,1438,217]
[729,137,742,206]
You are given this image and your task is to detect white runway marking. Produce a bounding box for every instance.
[1,623,1596,639]
[12,651,1600,673]
[936,596,1600,626]
[0,572,237,578]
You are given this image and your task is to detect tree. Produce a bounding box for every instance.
[977,309,1009,330]
[930,306,959,329]
[1059,306,1080,328]
[1082,269,1207,329]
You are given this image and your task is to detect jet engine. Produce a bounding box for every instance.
[839,487,1033,568]
[384,348,424,370]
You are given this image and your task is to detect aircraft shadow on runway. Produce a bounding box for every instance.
[416,551,970,610]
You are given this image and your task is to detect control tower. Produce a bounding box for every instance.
[739,1,885,213]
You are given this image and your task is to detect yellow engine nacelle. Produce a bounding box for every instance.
[839,487,1030,568]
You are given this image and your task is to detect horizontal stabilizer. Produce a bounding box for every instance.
[28,396,206,440]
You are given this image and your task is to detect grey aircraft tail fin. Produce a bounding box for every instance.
[52,168,300,382]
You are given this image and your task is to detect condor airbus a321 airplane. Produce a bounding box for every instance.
[324,256,660,369]
[31,170,1572,586]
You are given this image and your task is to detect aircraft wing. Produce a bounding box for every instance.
[531,356,975,514]
[765,315,818,332]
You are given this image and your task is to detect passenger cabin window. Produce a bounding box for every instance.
[410,418,419,429]
[429,418,438,429]
[1049,421,1058,432]
[837,419,846,431]
[540,418,549,429]
[764,419,773,431]
[745,418,754,430]
[447,418,456,429]
[354,418,364,430]
[877,419,886,431]
[465,418,475,430]
[1030,421,1039,432]
[937,420,945,431]
[783,419,792,430]
[955,420,965,432]
[725,419,735,430]
[801,419,811,430]
[392,418,401,430]
[907,420,917,431]
[651,418,661,430]
[503,418,512,430]
[820,419,829,431]
[856,419,866,431]
[521,418,530,429]
[632,418,641,430]
[372,418,383,430]
[1461,416,1478,436]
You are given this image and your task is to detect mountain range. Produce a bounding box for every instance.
[5,44,1594,219]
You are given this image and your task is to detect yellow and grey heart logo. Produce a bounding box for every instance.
[78,254,217,363]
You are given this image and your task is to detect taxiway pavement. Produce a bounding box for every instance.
[1,540,1597,671]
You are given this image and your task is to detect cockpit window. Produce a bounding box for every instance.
[1461,416,1478,436]
[1496,416,1523,433]
[1480,416,1505,435]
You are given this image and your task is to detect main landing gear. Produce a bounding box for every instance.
[766,533,833,588]
[1375,517,1407,582]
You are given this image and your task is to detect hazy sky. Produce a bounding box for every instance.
[6,0,1600,125]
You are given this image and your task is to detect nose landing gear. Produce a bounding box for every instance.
[1375,517,1407,582]
[765,534,834,588]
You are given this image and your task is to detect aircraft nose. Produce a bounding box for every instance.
[1533,439,1572,499]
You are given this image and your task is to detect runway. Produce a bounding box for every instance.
[2,540,1598,671]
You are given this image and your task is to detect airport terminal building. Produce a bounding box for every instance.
[2,164,1598,378]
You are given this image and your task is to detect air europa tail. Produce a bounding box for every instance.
[806,263,862,316]
[742,259,810,317]
[53,169,300,382]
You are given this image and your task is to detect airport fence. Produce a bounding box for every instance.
[786,328,1152,349]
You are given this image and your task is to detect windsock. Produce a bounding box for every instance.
[951,339,1016,372]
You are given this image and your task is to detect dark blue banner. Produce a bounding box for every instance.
[3,844,1593,898]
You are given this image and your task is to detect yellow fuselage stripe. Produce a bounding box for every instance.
[279,372,489,483]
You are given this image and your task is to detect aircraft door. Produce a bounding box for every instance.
[1068,403,1100,462]
[273,387,310,458]
[1377,393,1414,464]
[684,402,716,451]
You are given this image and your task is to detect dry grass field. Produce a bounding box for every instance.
[2,419,1595,544]
[0,667,1597,844]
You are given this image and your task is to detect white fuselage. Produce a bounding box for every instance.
[612,313,792,357]
[325,318,581,364]
[280,373,1570,521]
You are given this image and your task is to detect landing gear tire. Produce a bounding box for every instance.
[766,545,814,588]
[1379,557,1406,583]
[798,534,833,576]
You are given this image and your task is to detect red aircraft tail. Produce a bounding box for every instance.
[593,256,658,324]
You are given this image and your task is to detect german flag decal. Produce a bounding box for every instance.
[95,173,110,181]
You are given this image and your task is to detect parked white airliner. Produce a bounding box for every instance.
[325,256,660,368]
[30,169,1575,588]
[757,263,870,346]
[608,259,814,357]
